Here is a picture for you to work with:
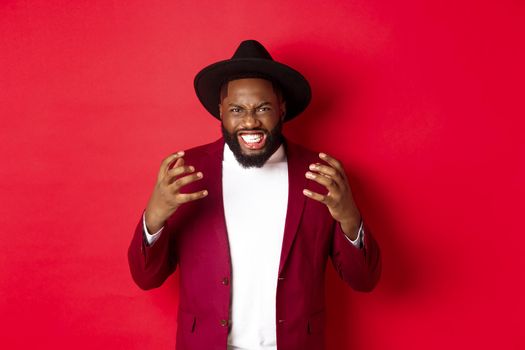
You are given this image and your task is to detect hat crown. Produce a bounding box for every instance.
[195,39,311,121]
[231,40,273,60]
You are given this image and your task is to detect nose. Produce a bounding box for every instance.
[240,110,260,128]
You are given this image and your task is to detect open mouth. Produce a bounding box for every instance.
[237,130,267,150]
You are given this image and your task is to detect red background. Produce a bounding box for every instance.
[1,0,524,348]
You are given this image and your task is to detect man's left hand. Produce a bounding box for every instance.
[303,153,362,240]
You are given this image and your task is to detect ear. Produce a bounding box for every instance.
[218,103,223,120]
[280,101,286,121]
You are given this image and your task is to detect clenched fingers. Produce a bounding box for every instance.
[305,171,338,192]
[309,160,346,183]
[161,151,185,172]
[302,189,333,206]
[157,151,185,181]
[309,163,338,177]
[176,190,209,204]
[319,153,345,175]
[165,165,195,184]
[169,171,204,191]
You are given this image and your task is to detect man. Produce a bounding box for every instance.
[128,40,381,350]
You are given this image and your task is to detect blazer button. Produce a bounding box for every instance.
[221,277,229,285]
[220,319,229,327]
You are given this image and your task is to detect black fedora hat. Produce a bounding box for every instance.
[194,40,311,122]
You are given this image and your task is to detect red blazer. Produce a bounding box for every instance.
[128,138,381,350]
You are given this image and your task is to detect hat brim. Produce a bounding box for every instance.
[194,58,311,121]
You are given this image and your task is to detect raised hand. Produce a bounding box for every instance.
[303,153,361,240]
[144,151,208,233]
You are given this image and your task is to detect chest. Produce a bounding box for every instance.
[222,162,289,253]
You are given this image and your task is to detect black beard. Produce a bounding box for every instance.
[222,121,284,168]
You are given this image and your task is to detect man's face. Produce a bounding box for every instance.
[219,78,286,168]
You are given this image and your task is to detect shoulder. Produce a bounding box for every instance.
[183,138,224,158]
[284,139,320,163]
[178,138,224,171]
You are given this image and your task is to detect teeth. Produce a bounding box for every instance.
[240,134,263,144]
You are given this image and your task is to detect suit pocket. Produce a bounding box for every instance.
[306,310,326,335]
[177,309,196,333]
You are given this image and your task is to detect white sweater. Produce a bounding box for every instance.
[222,143,288,350]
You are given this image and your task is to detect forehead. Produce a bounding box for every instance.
[224,78,277,101]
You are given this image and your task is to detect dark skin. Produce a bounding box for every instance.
[220,78,286,157]
[145,78,361,239]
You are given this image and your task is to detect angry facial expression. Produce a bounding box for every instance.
[219,78,286,167]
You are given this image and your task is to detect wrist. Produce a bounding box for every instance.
[144,207,172,233]
[339,215,362,240]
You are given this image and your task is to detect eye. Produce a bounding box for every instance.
[230,107,242,113]
[257,106,271,112]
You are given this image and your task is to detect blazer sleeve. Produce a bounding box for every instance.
[127,214,177,290]
[330,220,382,292]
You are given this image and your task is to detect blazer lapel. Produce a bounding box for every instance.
[278,140,308,275]
[203,139,230,266]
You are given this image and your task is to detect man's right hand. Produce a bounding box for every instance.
[144,151,208,233]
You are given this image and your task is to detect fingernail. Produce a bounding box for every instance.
[305,172,315,179]
[303,189,311,195]
[197,172,203,178]
[319,153,326,158]
[309,164,316,170]
[203,190,208,196]
[177,150,185,156]
[189,166,195,172]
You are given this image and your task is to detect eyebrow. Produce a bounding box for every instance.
[227,101,272,108]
